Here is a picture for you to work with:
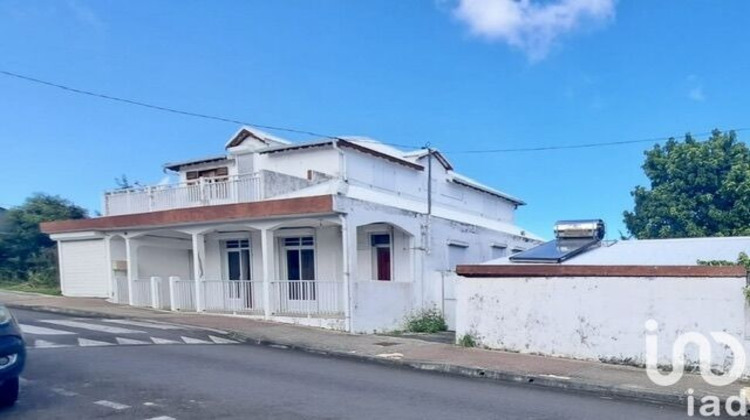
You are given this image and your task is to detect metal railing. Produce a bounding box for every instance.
[170,278,196,311]
[113,276,129,304]
[103,173,262,216]
[270,280,344,317]
[120,278,345,318]
[202,280,264,314]
[131,279,152,307]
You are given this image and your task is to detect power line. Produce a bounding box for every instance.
[1,69,746,155]
[0,69,420,150]
[443,129,750,154]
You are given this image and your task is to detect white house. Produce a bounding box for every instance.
[42,126,541,333]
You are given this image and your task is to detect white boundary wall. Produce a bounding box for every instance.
[456,275,749,373]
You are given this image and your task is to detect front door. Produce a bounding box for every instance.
[282,236,316,306]
[224,239,252,308]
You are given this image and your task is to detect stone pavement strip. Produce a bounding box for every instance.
[1,290,744,407]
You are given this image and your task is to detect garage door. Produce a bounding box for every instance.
[59,239,109,298]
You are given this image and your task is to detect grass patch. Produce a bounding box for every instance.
[0,281,61,296]
[404,307,448,333]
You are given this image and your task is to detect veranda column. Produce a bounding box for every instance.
[104,235,114,301]
[260,228,273,319]
[124,236,138,306]
[341,216,357,333]
[192,232,206,312]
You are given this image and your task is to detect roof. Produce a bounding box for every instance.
[485,236,750,266]
[450,173,526,205]
[457,264,746,278]
[41,196,335,234]
[403,149,453,171]
[225,126,291,149]
[260,138,425,171]
[163,154,230,172]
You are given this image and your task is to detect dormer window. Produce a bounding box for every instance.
[186,167,229,184]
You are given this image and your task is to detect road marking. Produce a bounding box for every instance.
[94,400,130,410]
[151,337,180,345]
[51,387,79,397]
[33,339,71,349]
[181,336,212,344]
[20,324,77,335]
[103,319,185,330]
[145,416,176,420]
[42,319,145,334]
[19,377,32,385]
[116,337,150,345]
[78,338,114,347]
[209,335,238,344]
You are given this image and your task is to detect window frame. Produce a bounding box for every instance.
[369,232,393,281]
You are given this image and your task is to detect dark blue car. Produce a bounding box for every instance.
[0,305,25,407]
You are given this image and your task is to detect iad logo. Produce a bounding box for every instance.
[646,319,747,386]
[644,319,746,387]
[645,320,749,416]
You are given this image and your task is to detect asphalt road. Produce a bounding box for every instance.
[0,308,692,419]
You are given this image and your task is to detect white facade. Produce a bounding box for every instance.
[48,126,540,333]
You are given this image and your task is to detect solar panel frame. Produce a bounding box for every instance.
[509,238,600,263]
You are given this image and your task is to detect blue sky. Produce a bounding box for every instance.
[1,0,749,239]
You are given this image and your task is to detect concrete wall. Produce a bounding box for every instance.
[260,147,340,180]
[137,245,192,280]
[260,170,313,200]
[352,281,413,333]
[456,275,749,372]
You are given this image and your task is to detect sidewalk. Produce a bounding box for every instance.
[1,290,743,407]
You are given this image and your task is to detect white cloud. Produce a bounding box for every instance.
[688,86,705,101]
[686,75,705,101]
[452,0,616,60]
[65,0,104,30]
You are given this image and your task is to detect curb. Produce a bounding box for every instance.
[228,332,688,407]
[12,303,689,407]
[5,303,155,320]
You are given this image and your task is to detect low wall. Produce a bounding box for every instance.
[456,274,749,373]
[352,281,413,333]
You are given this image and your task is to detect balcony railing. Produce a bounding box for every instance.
[103,173,262,216]
[271,280,345,317]
[112,278,345,318]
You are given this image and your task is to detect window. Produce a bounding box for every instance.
[186,167,229,182]
[448,243,468,271]
[491,245,507,260]
[282,236,315,300]
[223,240,251,281]
[370,234,392,281]
[222,239,251,304]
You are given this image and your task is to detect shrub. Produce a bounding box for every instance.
[458,333,478,348]
[404,307,447,333]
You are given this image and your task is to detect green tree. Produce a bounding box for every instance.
[624,130,750,239]
[0,193,87,283]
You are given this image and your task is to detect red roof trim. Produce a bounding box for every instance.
[41,195,335,234]
[456,264,747,278]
